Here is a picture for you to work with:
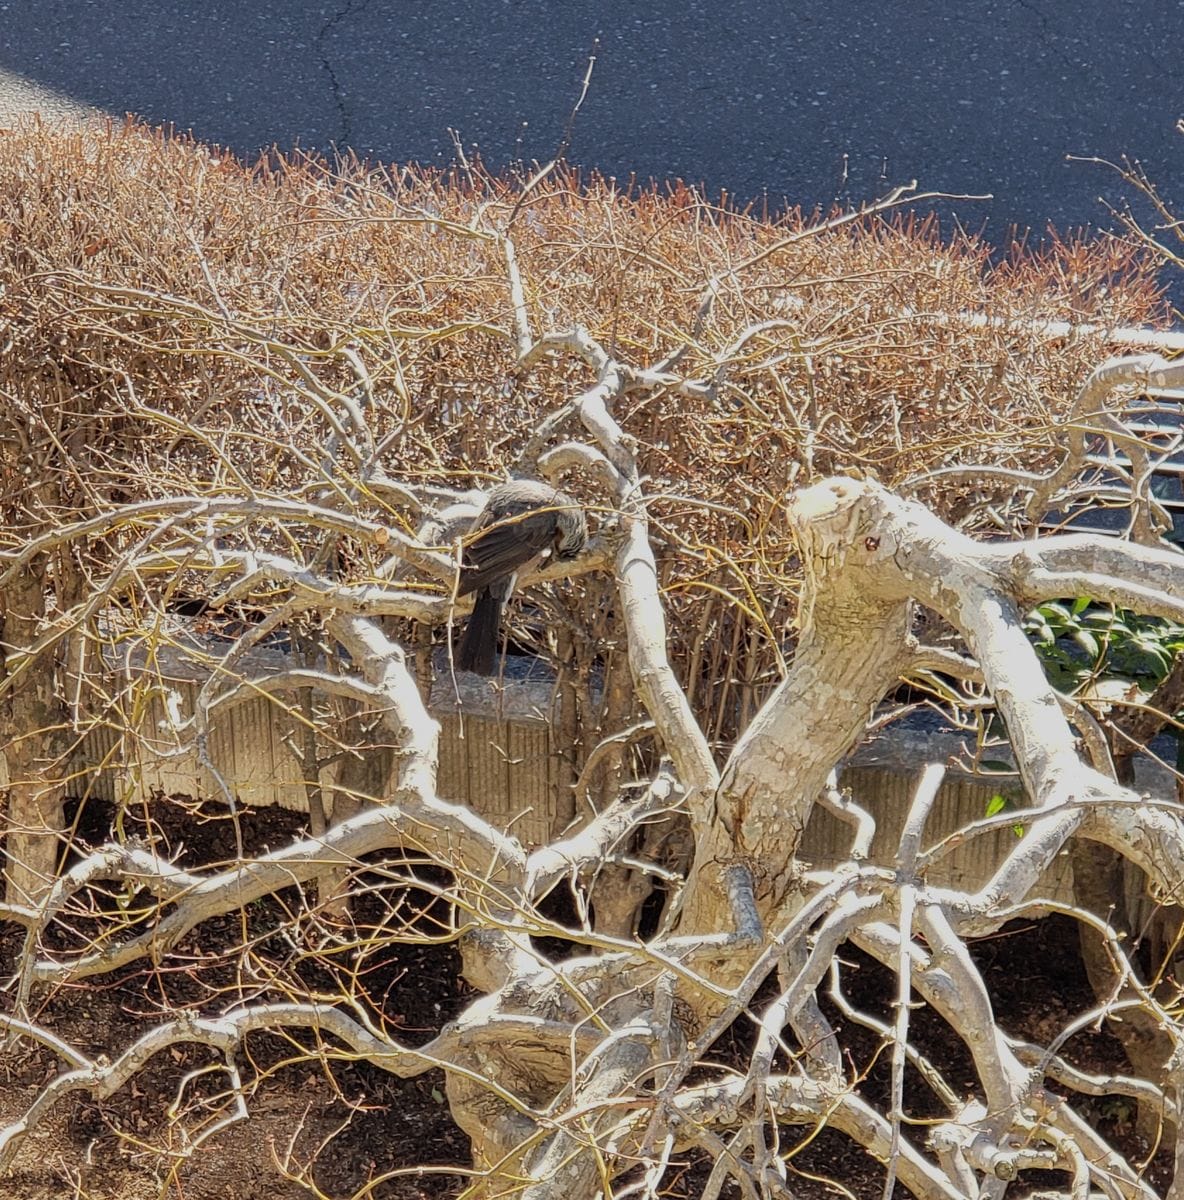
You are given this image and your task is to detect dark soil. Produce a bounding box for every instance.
[0,796,1175,1198]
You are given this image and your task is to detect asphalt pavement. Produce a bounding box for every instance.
[0,1,1180,254]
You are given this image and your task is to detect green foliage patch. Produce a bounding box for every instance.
[1024,598,1184,694]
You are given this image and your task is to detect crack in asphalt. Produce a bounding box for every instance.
[315,0,373,145]
[1011,0,1079,75]
[1013,0,1170,79]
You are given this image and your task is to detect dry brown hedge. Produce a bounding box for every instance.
[0,116,1168,753]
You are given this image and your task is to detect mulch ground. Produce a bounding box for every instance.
[0,797,1175,1199]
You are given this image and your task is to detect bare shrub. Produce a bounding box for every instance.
[0,118,1180,1199]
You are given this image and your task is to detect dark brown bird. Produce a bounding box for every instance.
[456,480,587,675]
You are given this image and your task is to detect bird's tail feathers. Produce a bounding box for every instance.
[458,589,503,675]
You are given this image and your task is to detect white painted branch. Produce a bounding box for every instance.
[884,764,947,1200]
[781,941,842,1081]
[539,326,717,806]
[1025,354,1184,535]
[1009,1036,1173,1120]
[30,796,526,987]
[0,1002,445,1173]
[696,479,921,923]
[674,1074,965,1200]
[524,769,680,900]
[214,542,613,621]
[519,1025,658,1200]
[855,921,1156,1200]
[0,495,399,588]
[926,311,1184,353]
[205,667,388,715]
[996,534,1184,618]
[915,905,1023,1120]
[904,644,983,682]
[15,844,201,1010]
[828,961,961,1111]
[502,235,534,359]
[816,772,877,860]
[324,613,438,795]
[0,1015,90,1070]
[775,478,1184,921]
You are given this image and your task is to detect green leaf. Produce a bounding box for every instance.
[980,760,1015,775]
[1071,596,1092,616]
[1038,601,1073,622]
[985,793,1008,817]
[1072,630,1100,659]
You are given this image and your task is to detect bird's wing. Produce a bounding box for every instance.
[457,509,557,595]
